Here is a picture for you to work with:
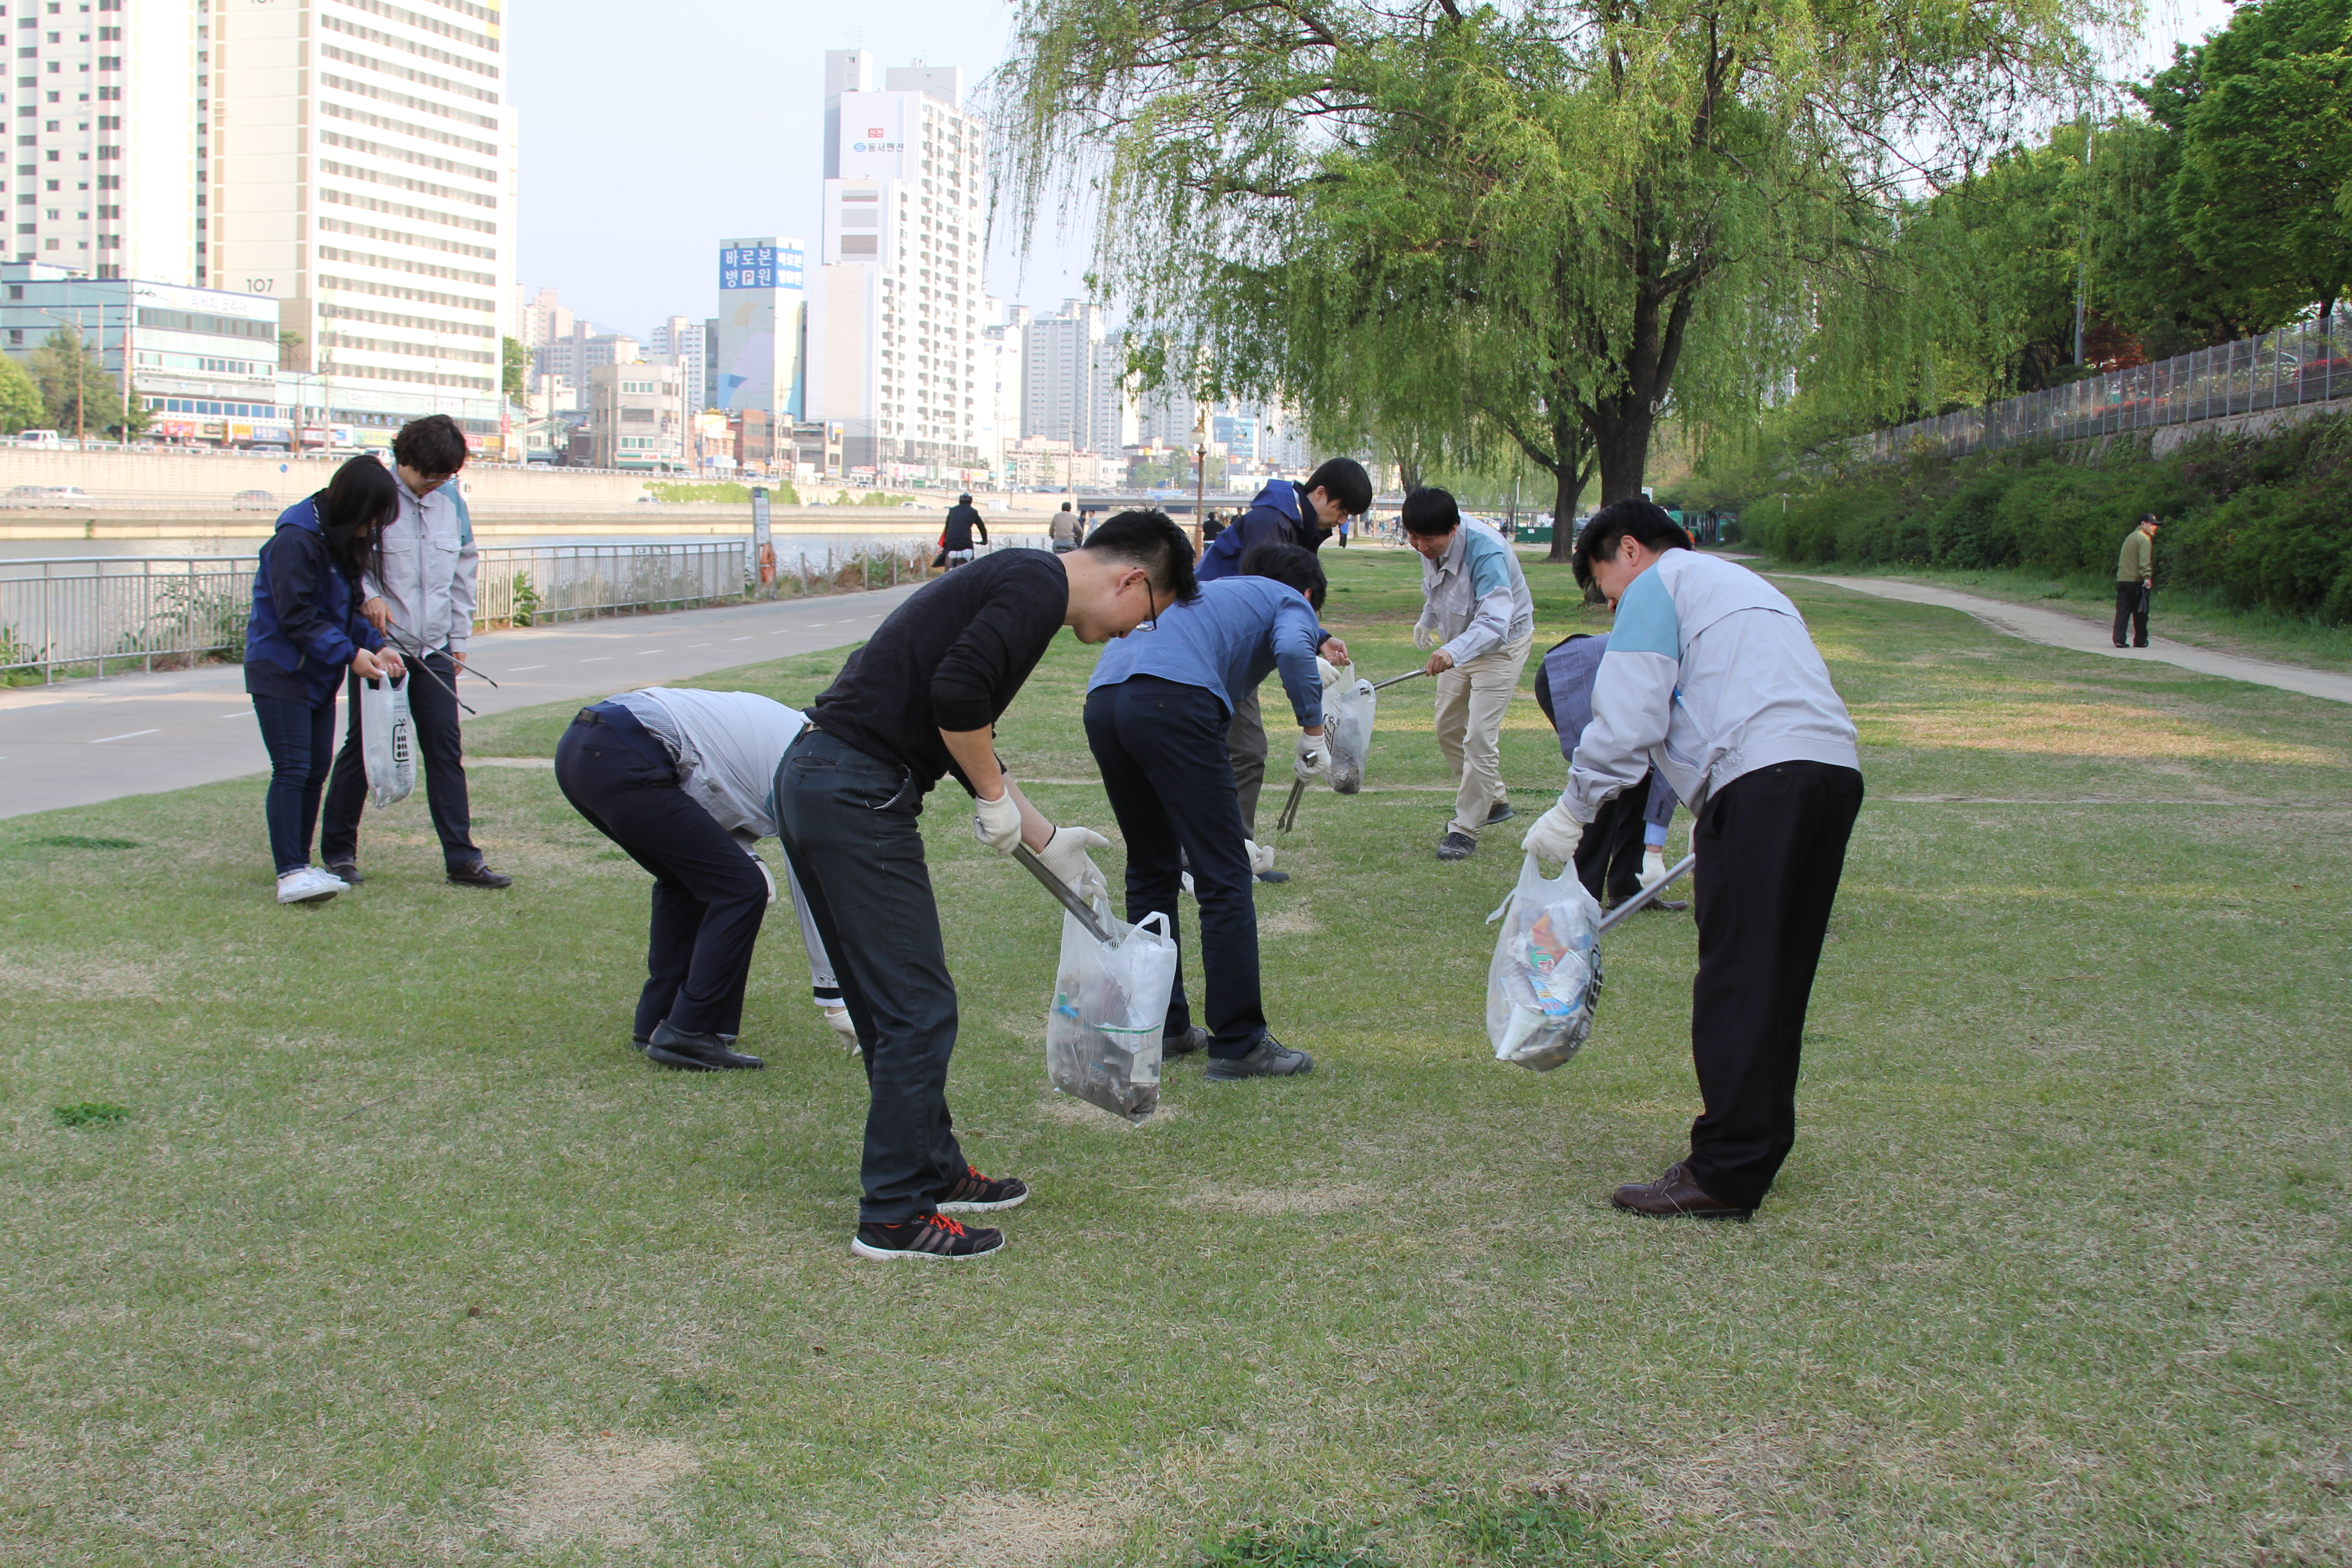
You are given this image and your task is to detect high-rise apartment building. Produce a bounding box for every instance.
[517,283,569,348]
[1023,298,1133,457]
[1136,383,1200,449]
[211,0,519,446]
[711,238,800,421]
[973,299,1023,484]
[806,50,985,474]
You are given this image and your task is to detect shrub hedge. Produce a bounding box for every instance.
[1755,413,2352,623]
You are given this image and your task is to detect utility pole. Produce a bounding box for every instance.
[2073,119,2094,367]
[1192,407,1208,555]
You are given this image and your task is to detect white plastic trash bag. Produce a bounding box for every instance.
[1046,899,1178,1124]
[1485,855,1605,1071]
[359,674,416,808]
[1323,671,1376,795]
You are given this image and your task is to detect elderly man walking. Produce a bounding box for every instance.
[1403,487,1535,862]
[2113,514,2158,648]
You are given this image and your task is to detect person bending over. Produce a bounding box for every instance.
[1533,632,1685,910]
[777,510,1197,1261]
[1402,487,1535,862]
[1084,542,1332,1082]
[1521,500,1862,1222]
[554,687,855,1071]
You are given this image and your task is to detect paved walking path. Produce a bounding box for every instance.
[0,585,921,820]
[1782,575,2352,706]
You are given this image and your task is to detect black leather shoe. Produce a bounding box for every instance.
[1162,1025,1211,1058]
[324,860,364,886]
[645,1022,764,1071]
[1255,868,1290,884]
[1611,1161,1753,1220]
[446,861,513,888]
[1484,801,1516,825]
[631,1034,650,1054]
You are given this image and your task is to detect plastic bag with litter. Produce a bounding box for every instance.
[1046,899,1178,1123]
[1485,855,1604,1071]
[358,673,415,808]
[1323,671,1376,795]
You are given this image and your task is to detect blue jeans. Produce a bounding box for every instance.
[252,694,338,875]
[774,728,967,1224]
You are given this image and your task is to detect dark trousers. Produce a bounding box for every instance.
[774,729,966,1224]
[1574,778,1651,905]
[1224,683,1268,837]
[1084,677,1266,1057]
[1685,760,1865,1210]
[321,650,480,869]
[554,715,770,1040]
[252,693,338,875]
[2112,582,2149,647]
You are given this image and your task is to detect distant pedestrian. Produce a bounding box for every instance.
[941,491,988,568]
[1050,501,1081,554]
[245,456,404,906]
[1200,510,1226,549]
[2113,514,2158,648]
[320,414,512,888]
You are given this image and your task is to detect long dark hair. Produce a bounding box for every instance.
[315,455,397,582]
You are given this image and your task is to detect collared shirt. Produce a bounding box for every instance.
[1087,576,1325,727]
[1416,518,1534,664]
[363,475,479,655]
[601,687,806,845]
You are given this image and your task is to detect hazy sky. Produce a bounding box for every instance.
[509,0,2242,340]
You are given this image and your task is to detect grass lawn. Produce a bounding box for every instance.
[4,545,2348,1566]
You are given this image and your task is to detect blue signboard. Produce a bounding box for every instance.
[719,245,806,292]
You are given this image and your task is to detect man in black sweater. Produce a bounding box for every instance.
[776,511,1200,1261]
[941,492,988,568]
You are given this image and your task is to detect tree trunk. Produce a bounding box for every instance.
[1542,408,1593,563]
[1587,401,1656,506]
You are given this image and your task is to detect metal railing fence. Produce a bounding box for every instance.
[0,535,999,683]
[1851,316,2352,463]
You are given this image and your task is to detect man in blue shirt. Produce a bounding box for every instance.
[1196,458,1372,862]
[1085,543,1332,1080]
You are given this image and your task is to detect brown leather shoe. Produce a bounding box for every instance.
[1611,1161,1754,1220]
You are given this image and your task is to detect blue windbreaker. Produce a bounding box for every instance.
[245,497,384,706]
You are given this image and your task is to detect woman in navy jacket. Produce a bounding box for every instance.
[245,456,404,904]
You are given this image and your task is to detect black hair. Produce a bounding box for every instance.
[1082,509,1201,604]
[1303,457,1373,518]
[1060,500,1073,510]
[315,454,397,581]
[392,412,470,477]
[1399,486,1461,537]
[1571,499,1695,592]
[1238,540,1328,611]
[959,493,973,505]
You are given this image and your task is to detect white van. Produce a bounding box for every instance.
[17,429,61,448]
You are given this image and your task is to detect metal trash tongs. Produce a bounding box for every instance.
[1596,853,1697,933]
[1276,666,1431,833]
[1013,843,1114,944]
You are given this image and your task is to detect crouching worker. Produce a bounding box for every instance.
[1522,500,1862,1221]
[245,456,404,906]
[777,510,1197,1261]
[554,687,855,1070]
[1532,632,1684,910]
[1084,542,1332,1082]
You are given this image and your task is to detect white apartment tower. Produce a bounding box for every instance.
[1024,297,1134,456]
[211,0,518,441]
[647,313,706,415]
[807,50,985,474]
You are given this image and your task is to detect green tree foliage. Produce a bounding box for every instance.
[0,354,44,433]
[502,335,528,402]
[29,325,128,440]
[995,0,2101,524]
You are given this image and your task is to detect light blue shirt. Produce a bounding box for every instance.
[1088,577,1326,727]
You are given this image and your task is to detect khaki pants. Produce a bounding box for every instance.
[1434,629,1533,838]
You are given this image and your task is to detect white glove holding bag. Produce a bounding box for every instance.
[1037,824,1110,902]
[1244,838,1277,877]
[1640,849,1670,889]
[1294,733,1329,780]
[1316,655,1342,687]
[1521,801,1585,865]
[972,788,1023,854]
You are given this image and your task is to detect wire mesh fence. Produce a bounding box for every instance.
[1851,316,2352,463]
[0,536,975,684]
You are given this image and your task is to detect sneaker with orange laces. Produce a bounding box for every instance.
[851,1212,1004,1261]
[935,1165,1030,1214]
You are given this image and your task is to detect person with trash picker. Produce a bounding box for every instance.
[320,413,514,890]
[941,492,989,569]
[244,455,405,906]
[1520,500,1862,1222]
[1084,542,1335,1083]
[1532,631,1686,911]
[775,510,1199,1261]
[1401,487,1536,864]
[1196,458,1369,877]
[554,686,858,1073]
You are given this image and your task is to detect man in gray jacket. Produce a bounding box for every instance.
[1524,500,1862,1222]
[321,415,510,888]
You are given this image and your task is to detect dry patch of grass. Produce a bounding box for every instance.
[1854,701,2340,764]
[853,1489,1136,1568]
[0,948,176,1000]
[496,1434,700,1550]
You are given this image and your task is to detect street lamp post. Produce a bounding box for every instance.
[37,306,89,443]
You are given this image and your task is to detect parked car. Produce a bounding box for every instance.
[231,489,277,510]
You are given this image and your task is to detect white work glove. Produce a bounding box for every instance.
[1316,655,1342,687]
[1294,733,1329,781]
[752,853,778,905]
[1521,801,1584,865]
[972,788,1022,854]
[1412,619,1437,652]
[1036,824,1109,902]
[1244,838,1277,877]
[1640,849,1669,889]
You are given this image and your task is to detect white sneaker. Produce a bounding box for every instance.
[275,866,343,905]
[821,1005,859,1052]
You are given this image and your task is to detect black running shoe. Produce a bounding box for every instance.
[851,1212,1005,1260]
[1435,830,1478,861]
[1162,1025,1211,1058]
[935,1165,1030,1213]
[324,860,364,886]
[1205,1034,1315,1080]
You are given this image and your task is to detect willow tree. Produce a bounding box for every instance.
[993,0,2105,527]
